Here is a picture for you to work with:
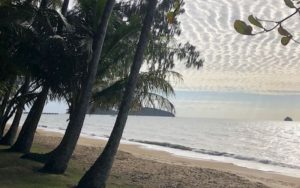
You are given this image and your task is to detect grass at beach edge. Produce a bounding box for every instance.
[0,145,138,188]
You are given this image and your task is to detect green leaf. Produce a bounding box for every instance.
[234,20,253,35]
[167,12,175,24]
[281,36,291,46]
[284,0,295,8]
[278,26,291,36]
[174,0,181,13]
[248,15,263,28]
[167,0,182,24]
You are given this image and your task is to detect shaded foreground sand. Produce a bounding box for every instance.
[35,129,300,188]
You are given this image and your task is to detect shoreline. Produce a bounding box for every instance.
[35,128,300,188]
[37,126,300,178]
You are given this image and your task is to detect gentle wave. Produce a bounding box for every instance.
[128,139,300,170]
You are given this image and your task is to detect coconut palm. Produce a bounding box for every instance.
[77,1,158,187]
[0,0,76,152]
[42,0,116,173]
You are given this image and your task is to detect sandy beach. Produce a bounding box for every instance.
[31,128,300,188]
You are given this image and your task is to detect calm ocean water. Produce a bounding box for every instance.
[14,114,300,177]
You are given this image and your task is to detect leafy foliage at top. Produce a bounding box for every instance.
[0,0,203,116]
[234,0,300,46]
[66,0,203,114]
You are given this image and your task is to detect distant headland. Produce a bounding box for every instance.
[89,107,175,117]
[284,117,293,121]
[23,112,59,115]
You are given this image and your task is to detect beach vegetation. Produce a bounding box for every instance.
[0,144,139,188]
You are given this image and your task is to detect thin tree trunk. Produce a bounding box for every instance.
[0,94,18,138]
[0,88,11,117]
[77,1,157,187]
[55,0,69,34]
[61,0,69,16]
[40,0,49,9]
[0,107,12,138]
[0,102,14,139]
[10,85,49,153]
[0,78,16,138]
[0,105,23,145]
[0,77,30,145]
[0,78,15,116]
[42,0,116,174]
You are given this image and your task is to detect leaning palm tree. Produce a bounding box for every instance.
[42,0,116,173]
[77,0,158,187]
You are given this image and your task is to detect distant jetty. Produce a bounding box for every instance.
[284,117,293,121]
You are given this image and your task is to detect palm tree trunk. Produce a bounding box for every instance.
[77,1,157,187]
[61,0,69,16]
[0,88,10,118]
[0,78,15,116]
[56,0,69,34]
[40,0,49,9]
[0,77,30,145]
[10,85,49,153]
[0,78,16,138]
[0,105,23,145]
[42,0,116,174]
[0,109,11,138]
[0,96,15,138]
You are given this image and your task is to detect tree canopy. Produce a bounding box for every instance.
[0,0,203,181]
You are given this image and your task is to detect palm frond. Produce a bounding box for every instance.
[135,92,175,114]
[91,70,179,114]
